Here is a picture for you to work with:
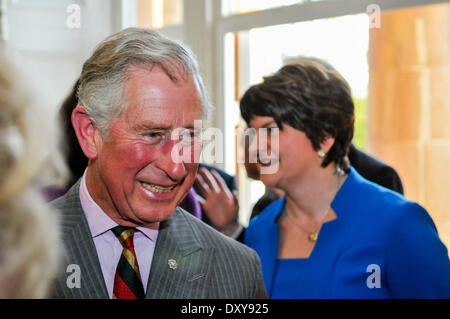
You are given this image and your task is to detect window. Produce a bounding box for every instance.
[135,0,183,29]
[223,0,325,16]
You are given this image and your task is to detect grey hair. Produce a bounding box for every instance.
[77,27,212,138]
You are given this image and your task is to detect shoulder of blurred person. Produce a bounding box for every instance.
[250,188,281,220]
[249,144,405,221]
[0,49,65,298]
[179,187,202,219]
[348,143,404,194]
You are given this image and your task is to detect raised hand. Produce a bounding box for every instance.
[195,167,240,236]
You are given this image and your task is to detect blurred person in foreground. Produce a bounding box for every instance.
[240,60,450,298]
[50,28,266,299]
[0,50,64,298]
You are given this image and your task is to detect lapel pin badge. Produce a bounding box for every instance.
[168,259,178,270]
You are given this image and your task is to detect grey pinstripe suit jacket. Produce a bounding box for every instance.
[50,181,267,299]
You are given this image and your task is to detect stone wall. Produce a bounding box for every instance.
[369,3,450,248]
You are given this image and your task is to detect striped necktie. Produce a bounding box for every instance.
[111,226,145,299]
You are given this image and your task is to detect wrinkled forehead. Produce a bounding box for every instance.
[129,105,203,130]
[120,67,203,128]
[124,64,203,101]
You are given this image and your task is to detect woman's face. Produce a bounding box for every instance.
[248,116,322,191]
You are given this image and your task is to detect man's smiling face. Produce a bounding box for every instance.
[87,66,203,228]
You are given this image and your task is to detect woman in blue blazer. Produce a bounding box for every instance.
[239,60,450,298]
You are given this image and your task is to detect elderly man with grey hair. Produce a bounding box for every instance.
[51,28,267,299]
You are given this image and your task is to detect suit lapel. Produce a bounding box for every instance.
[55,183,214,299]
[57,182,109,299]
[146,208,214,299]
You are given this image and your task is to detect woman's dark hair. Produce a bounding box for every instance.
[59,79,88,187]
[239,59,354,172]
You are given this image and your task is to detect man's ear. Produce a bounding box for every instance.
[71,106,101,160]
[320,136,335,155]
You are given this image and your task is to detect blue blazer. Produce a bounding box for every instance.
[245,167,450,298]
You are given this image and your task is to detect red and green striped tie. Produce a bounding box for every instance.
[112,226,145,299]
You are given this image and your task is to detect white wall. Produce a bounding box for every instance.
[3,0,122,113]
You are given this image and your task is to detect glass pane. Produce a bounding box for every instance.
[136,0,183,29]
[224,0,325,16]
